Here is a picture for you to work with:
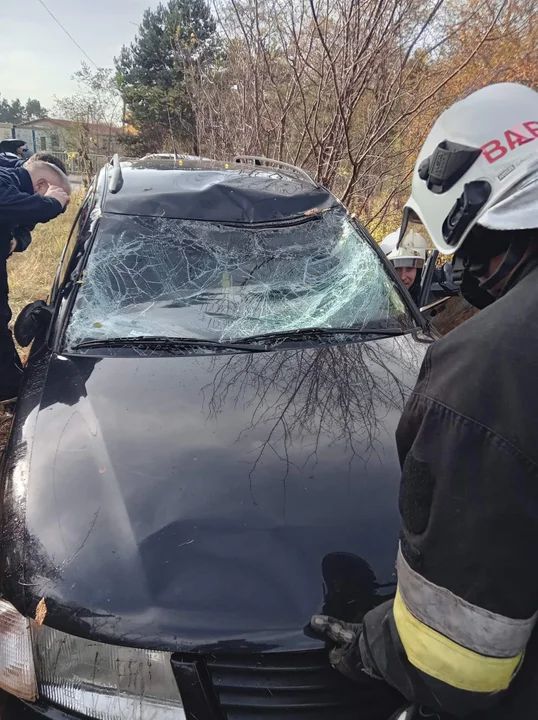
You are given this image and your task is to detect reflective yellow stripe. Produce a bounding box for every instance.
[396,548,536,658]
[394,589,522,693]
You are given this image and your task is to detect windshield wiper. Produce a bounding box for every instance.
[71,327,415,353]
[238,326,417,344]
[71,336,267,353]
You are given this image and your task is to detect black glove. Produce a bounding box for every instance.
[310,614,382,683]
[12,227,32,253]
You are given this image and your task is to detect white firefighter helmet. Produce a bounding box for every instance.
[388,228,427,268]
[379,229,399,255]
[403,83,538,255]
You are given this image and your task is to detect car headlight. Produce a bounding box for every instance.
[0,599,37,701]
[35,624,185,719]
[0,599,185,719]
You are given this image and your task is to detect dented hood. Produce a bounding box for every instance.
[2,336,427,652]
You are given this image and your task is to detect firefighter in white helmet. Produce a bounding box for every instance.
[312,82,538,720]
[386,229,428,303]
[379,229,399,255]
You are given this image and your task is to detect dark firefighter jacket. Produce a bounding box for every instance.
[0,166,62,256]
[0,153,22,169]
[408,277,421,305]
[359,253,538,719]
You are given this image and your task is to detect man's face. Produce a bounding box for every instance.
[395,265,417,289]
[16,146,25,157]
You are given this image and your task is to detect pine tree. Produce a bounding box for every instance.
[0,97,47,123]
[25,99,47,121]
[115,0,220,154]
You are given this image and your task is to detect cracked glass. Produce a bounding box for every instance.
[64,209,413,348]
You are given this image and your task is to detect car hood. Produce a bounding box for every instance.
[2,335,428,652]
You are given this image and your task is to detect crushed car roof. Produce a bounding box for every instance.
[101,158,338,224]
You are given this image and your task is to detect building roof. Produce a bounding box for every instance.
[101,158,338,224]
[17,117,122,135]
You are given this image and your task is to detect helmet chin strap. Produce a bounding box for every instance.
[456,234,530,309]
[458,268,494,309]
[478,240,530,292]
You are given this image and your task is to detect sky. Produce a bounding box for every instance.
[0,0,161,113]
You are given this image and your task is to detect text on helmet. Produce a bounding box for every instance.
[481,121,538,164]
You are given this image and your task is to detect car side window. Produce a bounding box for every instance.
[51,197,93,303]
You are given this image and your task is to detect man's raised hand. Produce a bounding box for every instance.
[45,185,70,208]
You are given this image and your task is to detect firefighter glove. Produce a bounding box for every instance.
[310,614,382,683]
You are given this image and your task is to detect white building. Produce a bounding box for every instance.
[14,118,122,155]
[0,123,12,142]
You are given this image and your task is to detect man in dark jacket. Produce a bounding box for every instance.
[0,162,70,401]
[0,155,22,170]
[0,139,26,162]
[312,82,538,720]
[0,152,68,174]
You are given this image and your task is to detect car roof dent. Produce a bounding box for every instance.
[101,159,338,224]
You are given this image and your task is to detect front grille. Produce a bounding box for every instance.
[206,650,398,720]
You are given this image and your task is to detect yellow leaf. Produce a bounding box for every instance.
[35,598,47,627]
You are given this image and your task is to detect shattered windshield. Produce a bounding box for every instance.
[64,209,413,348]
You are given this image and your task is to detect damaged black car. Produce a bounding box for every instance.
[0,156,432,719]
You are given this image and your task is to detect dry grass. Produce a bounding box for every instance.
[8,191,84,319]
[0,413,13,452]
